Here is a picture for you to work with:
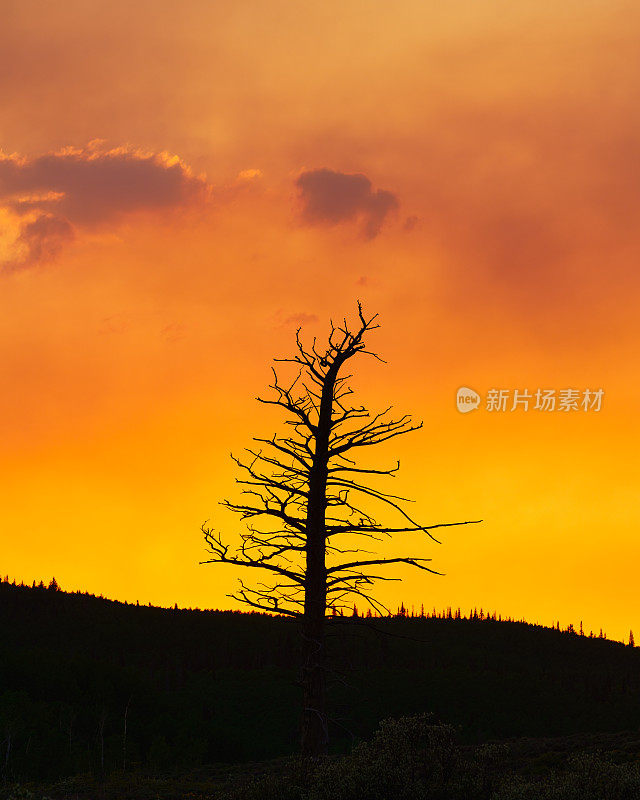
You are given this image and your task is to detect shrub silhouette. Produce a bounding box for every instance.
[307,713,486,800]
[492,752,640,800]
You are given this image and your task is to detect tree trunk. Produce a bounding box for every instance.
[300,599,327,756]
[300,362,338,756]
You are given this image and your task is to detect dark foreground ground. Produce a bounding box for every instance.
[3,725,640,800]
[2,580,640,798]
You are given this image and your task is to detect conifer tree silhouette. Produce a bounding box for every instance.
[201,304,481,756]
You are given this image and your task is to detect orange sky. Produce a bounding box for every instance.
[1,0,639,641]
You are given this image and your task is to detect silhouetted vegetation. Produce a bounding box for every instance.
[2,577,640,793]
[3,710,640,800]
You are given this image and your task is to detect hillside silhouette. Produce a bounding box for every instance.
[1,578,640,783]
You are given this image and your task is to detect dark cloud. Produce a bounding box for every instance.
[0,141,210,271]
[296,168,398,239]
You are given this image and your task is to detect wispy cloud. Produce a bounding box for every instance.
[282,312,319,326]
[3,213,75,273]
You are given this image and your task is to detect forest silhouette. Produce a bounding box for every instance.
[1,577,640,791]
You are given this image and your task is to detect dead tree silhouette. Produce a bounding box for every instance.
[201,303,481,757]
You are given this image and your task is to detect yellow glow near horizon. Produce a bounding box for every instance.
[1,0,639,643]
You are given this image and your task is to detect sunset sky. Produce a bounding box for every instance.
[2,0,639,641]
